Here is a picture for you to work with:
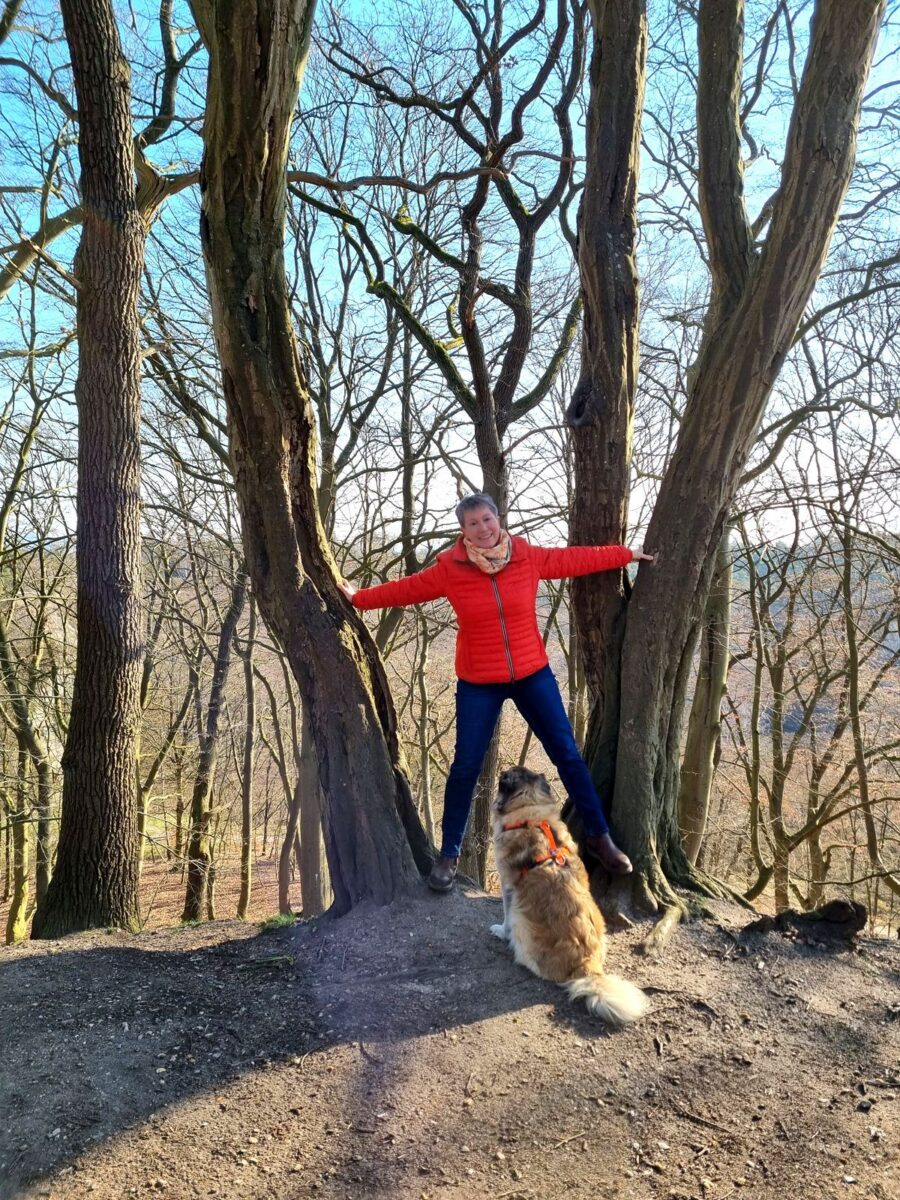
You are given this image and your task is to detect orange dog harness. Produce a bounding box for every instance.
[502,819,571,876]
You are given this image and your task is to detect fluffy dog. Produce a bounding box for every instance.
[490,766,649,1027]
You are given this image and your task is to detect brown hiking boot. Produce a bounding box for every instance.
[428,855,458,892]
[585,834,633,875]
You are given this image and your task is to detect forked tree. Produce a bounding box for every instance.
[569,0,886,940]
[187,0,430,913]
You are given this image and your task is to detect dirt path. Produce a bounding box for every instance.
[1,887,898,1200]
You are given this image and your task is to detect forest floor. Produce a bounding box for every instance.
[1,884,899,1200]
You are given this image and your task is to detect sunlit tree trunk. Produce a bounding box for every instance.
[567,0,646,804]
[188,0,427,913]
[5,742,30,944]
[237,597,257,918]
[298,706,329,916]
[182,569,247,921]
[31,0,146,939]
[678,527,732,864]
[571,0,885,934]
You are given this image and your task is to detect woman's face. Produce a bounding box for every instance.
[461,505,502,548]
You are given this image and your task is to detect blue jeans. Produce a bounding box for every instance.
[440,664,609,857]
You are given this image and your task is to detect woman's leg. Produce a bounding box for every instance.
[439,679,506,858]
[511,665,609,837]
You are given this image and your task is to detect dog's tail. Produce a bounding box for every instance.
[564,972,650,1027]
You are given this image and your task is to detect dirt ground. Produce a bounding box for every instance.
[1,884,898,1200]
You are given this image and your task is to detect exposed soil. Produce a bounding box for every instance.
[1,885,898,1200]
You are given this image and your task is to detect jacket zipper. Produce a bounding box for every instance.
[490,577,516,681]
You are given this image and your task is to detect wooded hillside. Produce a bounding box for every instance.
[0,0,897,942]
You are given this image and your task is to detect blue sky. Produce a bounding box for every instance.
[1,1,898,548]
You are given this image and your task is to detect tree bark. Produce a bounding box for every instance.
[567,0,647,800]
[2,802,10,903]
[5,742,29,944]
[415,612,436,845]
[182,569,247,921]
[573,0,885,922]
[33,758,52,906]
[298,704,329,916]
[31,0,146,939]
[188,0,427,914]
[278,781,302,916]
[678,526,732,864]
[617,0,883,916]
[171,741,186,866]
[237,597,257,918]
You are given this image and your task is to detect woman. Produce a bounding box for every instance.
[340,494,654,892]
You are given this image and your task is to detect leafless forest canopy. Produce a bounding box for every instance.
[0,0,898,941]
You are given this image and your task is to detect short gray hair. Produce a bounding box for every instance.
[455,493,499,526]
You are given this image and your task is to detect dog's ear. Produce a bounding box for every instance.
[538,773,552,798]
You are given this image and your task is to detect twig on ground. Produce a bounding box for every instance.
[551,1130,587,1148]
[235,954,295,969]
[671,1097,739,1139]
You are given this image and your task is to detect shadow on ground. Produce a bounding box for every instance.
[2,888,535,1195]
[1,886,898,1200]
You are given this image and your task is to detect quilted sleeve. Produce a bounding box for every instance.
[535,544,633,580]
[351,560,447,609]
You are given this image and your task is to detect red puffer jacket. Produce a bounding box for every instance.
[352,535,633,684]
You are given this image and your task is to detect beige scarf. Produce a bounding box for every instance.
[463,529,512,575]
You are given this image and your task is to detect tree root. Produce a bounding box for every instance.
[596,856,688,928]
[592,845,756,959]
[661,852,757,911]
[679,862,756,910]
[592,851,762,960]
[637,904,683,957]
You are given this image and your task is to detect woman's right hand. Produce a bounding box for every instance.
[338,578,357,600]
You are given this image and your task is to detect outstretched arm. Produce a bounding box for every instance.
[536,543,653,580]
[339,560,447,610]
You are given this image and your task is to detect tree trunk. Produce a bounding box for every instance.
[31,0,146,939]
[2,804,10,903]
[237,597,257,918]
[772,831,791,914]
[206,856,217,921]
[566,0,646,801]
[278,781,301,916]
[5,742,29,944]
[182,570,247,921]
[459,715,502,888]
[188,0,426,914]
[805,823,827,910]
[171,742,185,866]
[298,705,328,916]
[416,613,436,845]
[29,754,51,907]
[678,526,732,864]
[573,0,885,925]
[838,517,900,899]
[567,613,587,750]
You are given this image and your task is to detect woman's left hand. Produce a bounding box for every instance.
[630,547,655,563]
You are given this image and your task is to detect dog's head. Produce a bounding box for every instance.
[494,766,554,816]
